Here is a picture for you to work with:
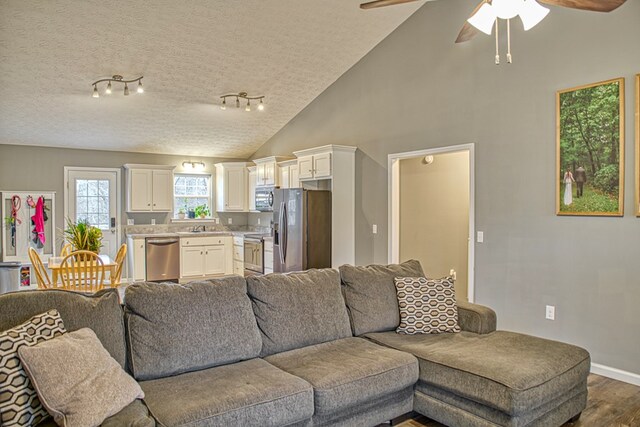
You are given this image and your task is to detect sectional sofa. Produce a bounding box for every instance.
[0,261,590,426]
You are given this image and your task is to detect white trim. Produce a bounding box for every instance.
[388,143,476,302]
[63,166,122,251]
[591,363,640,386]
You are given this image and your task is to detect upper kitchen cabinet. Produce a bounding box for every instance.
[253,156,291,187]
[124,164,175,212]
[294,145,354,181]
[277,159,300,189]
[215,162,251,212]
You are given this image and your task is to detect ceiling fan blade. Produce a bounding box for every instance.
[538,0,626,12]
[455,0,487,43]
[360,0,421,10]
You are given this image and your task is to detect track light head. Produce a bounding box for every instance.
[136,79,144,94]
[105,81,112,95]
[258,98,265,111]
[245,100,251,112]
[220,98,227,110]
[92,85,99,98]
[236,97,240,108]
[124,83,129,96]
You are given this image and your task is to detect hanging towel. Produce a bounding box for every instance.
[31,196,46,248]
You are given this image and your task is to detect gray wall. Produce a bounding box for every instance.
[0,144,248,251]
[252,0,640,374]
[400,152,469,301]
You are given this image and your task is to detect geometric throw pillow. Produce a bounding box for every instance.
[17,328,144,427]
[0,310,66,427]
[394,277,461,334]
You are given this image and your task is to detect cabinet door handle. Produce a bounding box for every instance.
[206,251,208,255]
[201,251,203,255]
[153,203,156,206]
[147,203,151,206]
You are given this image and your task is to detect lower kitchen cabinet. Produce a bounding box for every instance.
[127,236,146,282]
[180,236,233,280]
[233,236,244,276]
[264,240,274,274]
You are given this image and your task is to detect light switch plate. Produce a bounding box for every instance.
[545,305,555,320]
[372,224,377,234]
[477,231,484,243]
[228,218,232,225]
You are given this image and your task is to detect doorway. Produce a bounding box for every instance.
[388,144,475,302]
[63,167,121,260]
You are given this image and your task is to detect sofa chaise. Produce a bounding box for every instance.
[0,261,589,427]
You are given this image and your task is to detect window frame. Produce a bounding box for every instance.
[173,172,213,219]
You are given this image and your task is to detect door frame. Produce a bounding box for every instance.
[63,166,122,253]
[388,143,475,302]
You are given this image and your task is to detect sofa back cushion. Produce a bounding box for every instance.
[124,277,262,381]
[339,260,425,336]
[0,288,127,368]
[246,269,352,357]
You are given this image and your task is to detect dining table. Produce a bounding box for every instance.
[47,254,117,286]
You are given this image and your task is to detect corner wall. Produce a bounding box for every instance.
[251,0,640,375]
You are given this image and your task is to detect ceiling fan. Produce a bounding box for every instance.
[360,0,627,63]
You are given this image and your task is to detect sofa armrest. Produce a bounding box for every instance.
[457,301,496,334]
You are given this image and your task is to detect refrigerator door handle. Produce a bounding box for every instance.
[282,203,288,263]
[279,202,286,264]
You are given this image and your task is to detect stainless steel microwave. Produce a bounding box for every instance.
[255,187,275,212]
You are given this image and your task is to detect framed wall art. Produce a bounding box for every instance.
[556,78,625,216]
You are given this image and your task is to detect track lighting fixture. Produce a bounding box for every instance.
[91,75,144,97]
[220,92,265,112]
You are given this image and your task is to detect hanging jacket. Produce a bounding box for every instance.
[31,196,46,248]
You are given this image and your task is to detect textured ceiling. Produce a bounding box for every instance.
[0,0,425,158]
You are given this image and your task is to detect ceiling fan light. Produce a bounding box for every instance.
[519,0,549,31]
[492,0,523,19]
[468,3,497,35]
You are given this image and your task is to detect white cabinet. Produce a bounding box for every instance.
[127,236,146,282]
[233,235,244,276]
[124,164,175,212]
[296,152,331,181]
[253,157,291,187]
[277,160,300,189]
[264,239,274,274]
[215,162,250,212]
[180,236,232,279]
[248,166,257,211]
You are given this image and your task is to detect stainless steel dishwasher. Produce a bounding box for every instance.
[145,237,180,282]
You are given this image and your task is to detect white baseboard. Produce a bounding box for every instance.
[591,363,640,386]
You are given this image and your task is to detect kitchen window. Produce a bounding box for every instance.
[173,174,212,218]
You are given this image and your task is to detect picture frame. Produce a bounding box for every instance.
[636,74,639,217]
[556,78,625,216]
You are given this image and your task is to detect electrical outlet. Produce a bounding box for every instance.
[545,305,555,320]
[151,219,156,225]
[372,224,377,234]
[449,269,457,280]
[127,219,134,226]
[214,217,219,224]
[257,218,261,225]
[477,231,484,243]
[228,218,232,225]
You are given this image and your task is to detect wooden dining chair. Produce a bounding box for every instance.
[60,243,73,257]
[28,247,52,289]
[59,250,105,292]
[109,244,127,287]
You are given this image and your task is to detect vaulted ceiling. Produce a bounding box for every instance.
[0,0,425,158]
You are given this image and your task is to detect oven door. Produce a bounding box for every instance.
[244,239,264,273]
[255,187,274,212]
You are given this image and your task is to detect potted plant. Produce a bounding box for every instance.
[63,218,103,254]
[194,204,210,219]
[177,207,186,220]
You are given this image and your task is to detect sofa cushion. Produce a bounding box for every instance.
[364,330,590,416]
[339,260,425,336]
[264,337,418,416]
[124,277,262,381]
[35,400,155,427]
[139,358,313,427]
[0,289,126,368]
[246,269,352,357]
[18,328,144,427]
[394,276,461,334]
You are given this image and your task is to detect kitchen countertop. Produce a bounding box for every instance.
[126,230,268,238]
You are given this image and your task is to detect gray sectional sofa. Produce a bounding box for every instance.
[0,261,590,427]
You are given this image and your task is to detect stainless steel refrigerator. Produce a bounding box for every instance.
[273,189,331,273]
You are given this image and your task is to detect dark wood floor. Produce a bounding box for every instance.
[395,374,640,427]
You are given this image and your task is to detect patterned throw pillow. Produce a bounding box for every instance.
[0,310,66,426]
[394,277,461,334]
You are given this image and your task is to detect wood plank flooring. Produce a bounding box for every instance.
[395,374,640,427]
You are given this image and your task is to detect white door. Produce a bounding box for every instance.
[226,168,245,211]
[152,170,173,211]
[65,168,120,259]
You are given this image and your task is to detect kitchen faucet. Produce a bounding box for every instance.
[192,225,206,232]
